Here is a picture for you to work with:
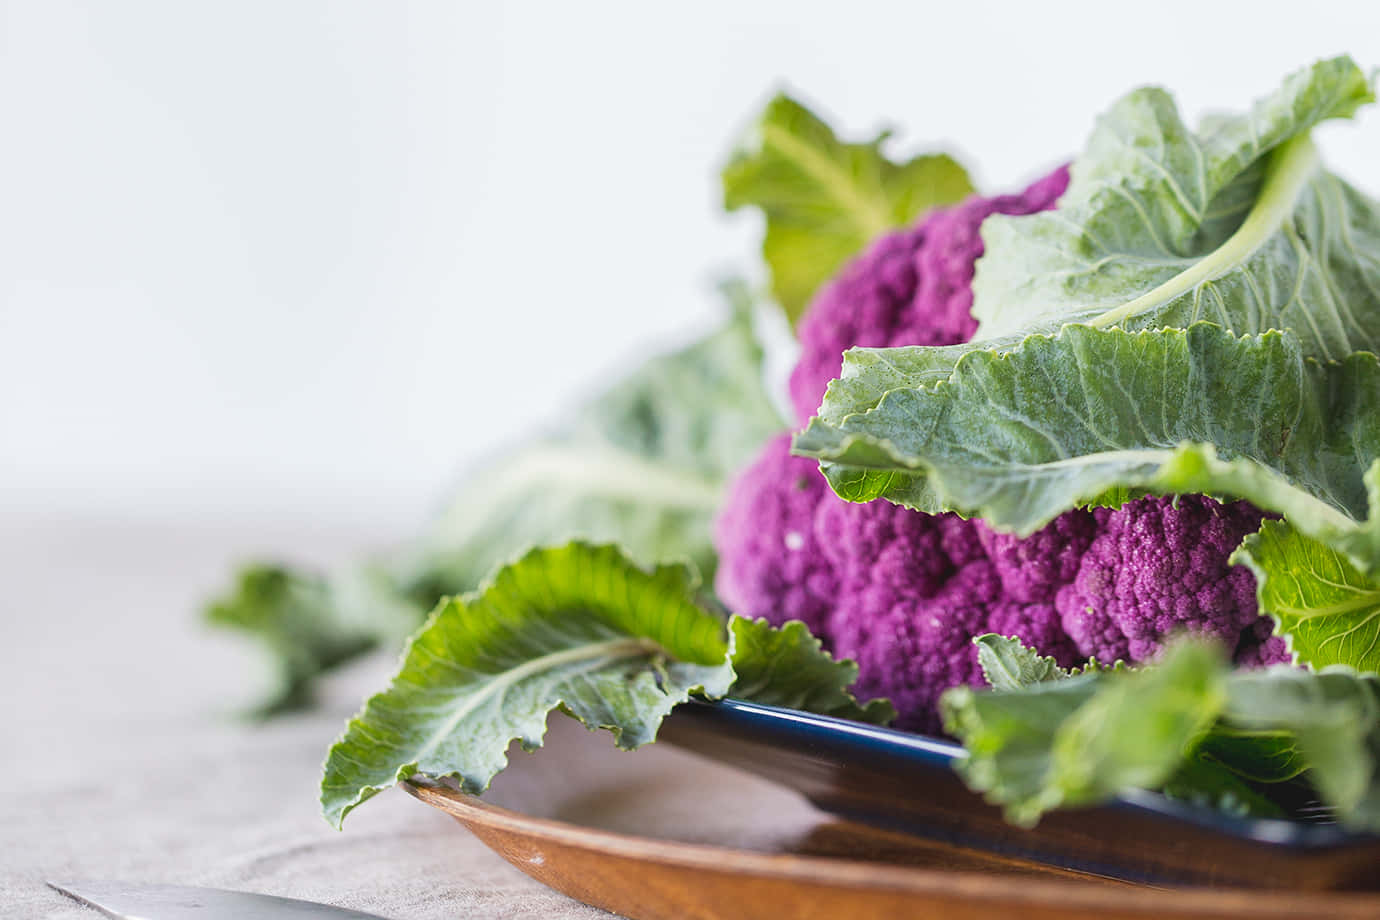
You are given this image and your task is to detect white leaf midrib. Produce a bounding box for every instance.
[427,442,724,548]
[1088,133,1321,334]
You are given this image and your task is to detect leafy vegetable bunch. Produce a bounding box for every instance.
[209,58,1380,833]
[714,163,1286,736]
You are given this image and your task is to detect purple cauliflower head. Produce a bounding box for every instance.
[714,165,1289,733]
[1055,495,1289,666]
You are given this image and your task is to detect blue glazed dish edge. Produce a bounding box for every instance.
[687,697,1376,850]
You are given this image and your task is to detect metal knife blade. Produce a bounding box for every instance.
[48,880,393,920]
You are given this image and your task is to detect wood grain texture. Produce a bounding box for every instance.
[406,780,1380,920]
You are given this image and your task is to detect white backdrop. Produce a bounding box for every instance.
[4,1,1379,532]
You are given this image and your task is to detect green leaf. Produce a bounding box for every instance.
[796,59,1380,588]
[973,56,1377,364]
[944,641,1229,826]
[727,616,895,723]
[798,324,1380,568]
[206,565,424,715]
[974,634,1124,690]
[810,57,1375,430]
[1048,642,1228,809]
[945,637,1380,831]
[1234,519,1380,672]
[320,546,894,828]
[1160,753,1289,819]
[1221,666,1380,830]
[400,284,787,595]
[320,543,735,829]
[724,93,974,323]
[973,635,1291,792]
[940,674,1101,824]
[210,293,785,713]
[973,634,1078,689]
[1195,725,1308,784]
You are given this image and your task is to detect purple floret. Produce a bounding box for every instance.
[814,492,964,600]
[814,495,1077,733]
[1233,617,1293,668]
[837,560,1000,734]
[713,433,838,639]
[1055,495,1280,664]
[787,166,1070,424]
[976,511,1097,604]
[817,499,1095,730]
[714,164,1289,733]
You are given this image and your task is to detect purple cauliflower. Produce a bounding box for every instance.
[715,166,1289,733]
[816,495,1005,732]
[1055,495,1286,665]
[714,433,839,640]
[788,165,1070,424]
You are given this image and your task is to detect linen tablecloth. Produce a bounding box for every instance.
[3,512,822,919]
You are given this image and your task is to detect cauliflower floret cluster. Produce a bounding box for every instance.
[1055,496,1282,665]
[787,166,1071,424]
[715,167,1289,733]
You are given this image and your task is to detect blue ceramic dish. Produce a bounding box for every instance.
[660,698,1380,889]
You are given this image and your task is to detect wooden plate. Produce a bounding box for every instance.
[406,779,1380,919]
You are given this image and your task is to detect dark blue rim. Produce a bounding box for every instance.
[704,697,1375,848]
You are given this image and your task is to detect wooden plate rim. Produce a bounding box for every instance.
[403,779,1380,917]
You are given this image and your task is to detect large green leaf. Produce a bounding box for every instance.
[1234,520,1380,673]
[399,284,786,596]
[806,56,1376,429]
[210,292,785,713]
[1220,666,1380,828]
[945,637,1380,830]
[321,543,735,828]
[797,324,1380,572]
[796,57,1380,525]
[320,544,893,828]
[943,640,1227,826]
[724,93,974,324]
[973,55,1377,363]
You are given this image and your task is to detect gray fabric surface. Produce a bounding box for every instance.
[3,513,820,919]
